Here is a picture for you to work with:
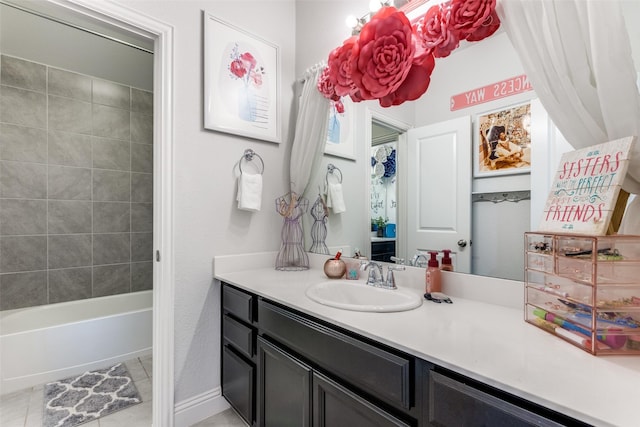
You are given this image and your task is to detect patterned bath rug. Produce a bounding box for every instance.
[43,362,142,427]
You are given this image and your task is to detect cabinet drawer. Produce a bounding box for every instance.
[223,314,254,358]
[258,299,412,410]
[223,284,254,323]
[313,372,410,427]
[372,240,395,254]
[428,371,564,426]
[222,345,255,425]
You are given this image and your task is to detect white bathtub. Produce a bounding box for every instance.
[0,290,152,395]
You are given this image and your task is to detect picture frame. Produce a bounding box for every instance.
[474,101,531,177]
[324,96,356,160]
[204,12,281,143]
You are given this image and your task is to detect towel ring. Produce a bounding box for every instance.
[326,163,343,188]
[239,149,264,174]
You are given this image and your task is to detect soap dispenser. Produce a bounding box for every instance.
[441,250,453,272]
[425,251,442,293]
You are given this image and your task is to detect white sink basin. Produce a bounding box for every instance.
[305,280,423,312]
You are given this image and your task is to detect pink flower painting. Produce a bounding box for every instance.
[227,43,266,122]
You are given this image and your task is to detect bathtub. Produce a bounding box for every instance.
[0,290,152,395]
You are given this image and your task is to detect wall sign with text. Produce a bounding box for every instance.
[450,74,533,111]
[538,137,635,235]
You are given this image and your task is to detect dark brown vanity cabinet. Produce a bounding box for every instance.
[222,285,257,426]
[257,300,418,427]
[257,336,312,427]
[222,283,420,427]
[371,239,396,263]
[221,283,587,427]
[422,367,590,427]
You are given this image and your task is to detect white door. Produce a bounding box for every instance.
[406,116,472,272]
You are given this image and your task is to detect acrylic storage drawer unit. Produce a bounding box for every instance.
[524,232,640,355]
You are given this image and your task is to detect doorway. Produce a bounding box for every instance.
[366,111,411,263]
[0,0,174,425]
[370,120,400,262]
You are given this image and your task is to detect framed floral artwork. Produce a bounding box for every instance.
[325,96,356,160]
[474,101,531,177]
[204,12,281,143]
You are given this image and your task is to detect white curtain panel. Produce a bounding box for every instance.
[497,0,640,233]
[290,64,331,196]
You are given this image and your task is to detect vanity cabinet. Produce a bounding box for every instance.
[220,283,588,427]
[257,336,311,426]
[371,239,396,262]
[313,372,411,427]
[221,285,257,426]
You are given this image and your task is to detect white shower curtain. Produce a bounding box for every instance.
[290,64,331,197]
[497,0,640,233]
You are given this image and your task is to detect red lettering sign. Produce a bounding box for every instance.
[450,74,533,111]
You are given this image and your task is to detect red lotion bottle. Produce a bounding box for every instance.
[441,250,453,272]
[425,251,442,293]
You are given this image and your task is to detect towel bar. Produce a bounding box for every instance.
[239,149,264,174]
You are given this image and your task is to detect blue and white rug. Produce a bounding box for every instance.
[43,363,142,427]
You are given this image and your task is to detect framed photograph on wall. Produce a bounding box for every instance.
[324,96,356,160]
[204,12,281,143]
[474,101,531,177]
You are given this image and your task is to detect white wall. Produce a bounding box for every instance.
[114,0,296,410]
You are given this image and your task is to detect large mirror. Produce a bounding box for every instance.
[298,0,640,281]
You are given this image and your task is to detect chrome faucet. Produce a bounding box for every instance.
[410,253,428,268]
[363,261,384,287]
[385,264,405,289]
[363,261,402,290]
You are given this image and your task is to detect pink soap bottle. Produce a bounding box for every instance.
[425,251,442,293]
[441,250,453,272]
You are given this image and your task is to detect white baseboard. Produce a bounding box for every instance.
[174,386,230,427]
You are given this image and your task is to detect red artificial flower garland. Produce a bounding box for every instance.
[317,0,500,107]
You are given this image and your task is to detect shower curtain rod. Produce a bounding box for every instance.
[1,1,154,54]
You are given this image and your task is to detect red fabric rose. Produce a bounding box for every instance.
[416,4,460,58]
[465,9,500,42]
[327,36,359,99]
[379,43,435,107]
[317,66,340,101]
[349,7,416,101]
[449,0,496,41]
[230,59,247,78]
[334,99,345,114]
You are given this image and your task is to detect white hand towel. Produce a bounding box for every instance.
[327,182,346,214]
[237,173,262,211]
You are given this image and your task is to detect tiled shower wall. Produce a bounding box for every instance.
[0,54,153,311]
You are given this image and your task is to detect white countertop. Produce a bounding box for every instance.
[214,252,640,427]
[371,237,396,242]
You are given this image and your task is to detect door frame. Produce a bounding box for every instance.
[365,109,411,261]
[49,1,176,425]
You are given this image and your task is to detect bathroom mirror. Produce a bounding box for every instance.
[298,0,640,282]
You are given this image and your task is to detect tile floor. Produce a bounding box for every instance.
[192,408,248,427]
[0,355,246,427]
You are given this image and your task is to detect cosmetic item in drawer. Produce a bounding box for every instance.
[525,233,554,255]
[526,252,554,273]
[223,314,255,359]
[223,284,255,324]
[258,299,412,410]
[525,271,593,307]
